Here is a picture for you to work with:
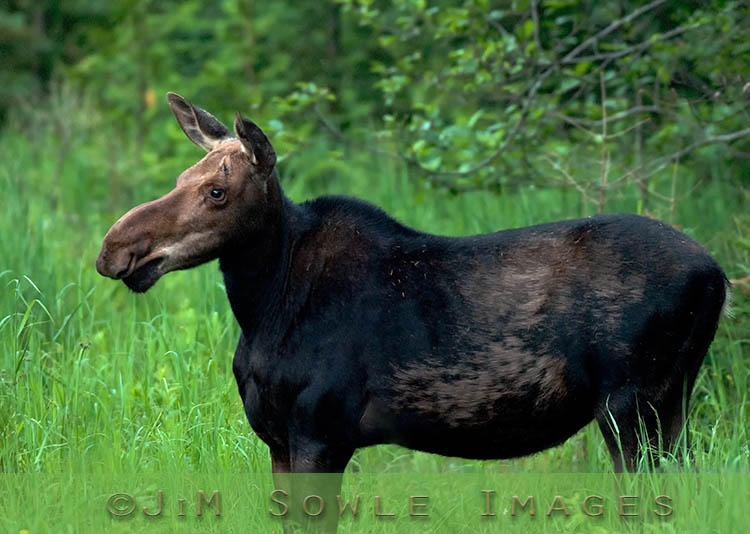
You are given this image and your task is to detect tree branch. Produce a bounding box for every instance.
[531,0,543,52]
[418,0,670,179]
[648,127,750,170]
[564,25,694,64]
[611,127,750,186]
[423,73,542,177]
[554,105,672,128]
[560,0,667,63]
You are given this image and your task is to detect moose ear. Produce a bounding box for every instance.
[166,92,231,152]
[234,112,277,173]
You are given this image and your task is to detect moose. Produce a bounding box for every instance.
[97,93,727,530]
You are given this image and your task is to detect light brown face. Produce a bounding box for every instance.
[96,93,277,292]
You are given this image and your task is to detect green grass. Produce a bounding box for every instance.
[2,472,749,533]
[0,112,748,532]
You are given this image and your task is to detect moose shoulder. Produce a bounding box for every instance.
[97,94,727,483]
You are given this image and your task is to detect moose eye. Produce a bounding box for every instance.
[209,188,226,201]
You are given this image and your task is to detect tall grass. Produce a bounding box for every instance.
[0,98,747,531]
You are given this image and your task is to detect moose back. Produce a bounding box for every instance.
[97,93,727,480]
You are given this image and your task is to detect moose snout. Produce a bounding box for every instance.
[96,246,136,279]
[96,214,150,280]
[96,198,166,280]
[96,228,140,280]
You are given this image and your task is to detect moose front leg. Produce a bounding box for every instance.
[277,437,353,534]
[269,448,299,534]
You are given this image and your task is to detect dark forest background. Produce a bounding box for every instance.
[2,0,749,207]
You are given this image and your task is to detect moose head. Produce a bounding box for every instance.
[96,93,280,292]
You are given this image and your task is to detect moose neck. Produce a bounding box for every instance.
[218,177,303,339]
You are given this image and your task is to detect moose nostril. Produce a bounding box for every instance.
[115,254,136,279]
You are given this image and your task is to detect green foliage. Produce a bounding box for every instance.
[0,0,748,501]
[0,1,108,122]
[2,0,748,205]
[335,0,750,198]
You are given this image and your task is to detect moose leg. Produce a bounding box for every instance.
[596,381,696,472]
[649,374,702,468]
[596,390,643,473]
[285,438,353,534]
[660,389,693,466]
[269,448,296,534]
[269,449,302,534]
[637,279,725,469]
[659,290,725,468]
[270,445,349,534]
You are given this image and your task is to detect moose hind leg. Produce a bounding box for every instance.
[656,265,728,466]
[596,377,701,472]
[598,271,726,472]
[596,388,646,472]
[662,274,728,466]
[633,275,727,469]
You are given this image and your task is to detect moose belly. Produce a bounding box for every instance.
[364,352,594,459]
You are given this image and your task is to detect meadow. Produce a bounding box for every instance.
[0,97,748,533]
